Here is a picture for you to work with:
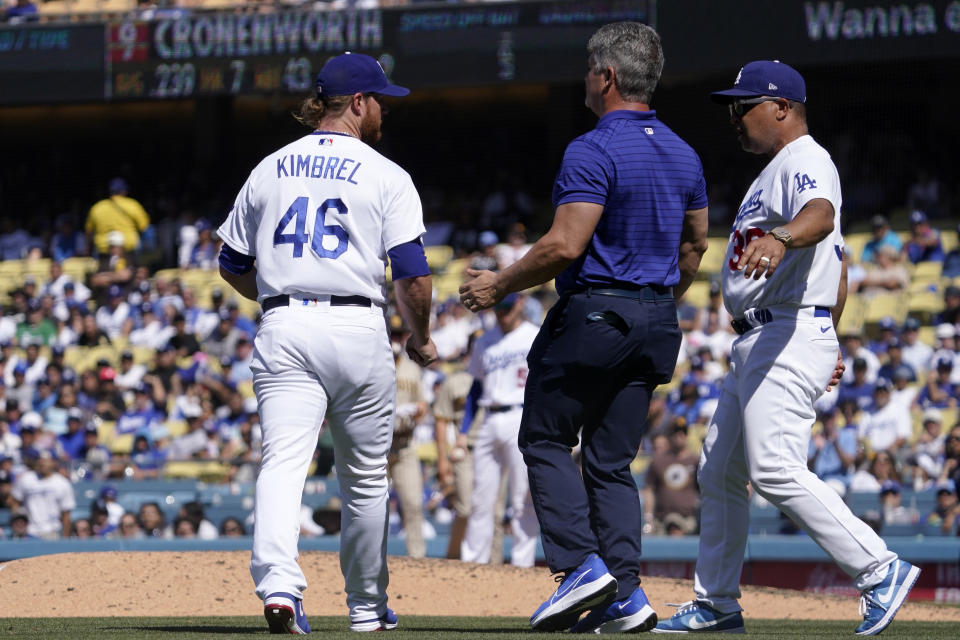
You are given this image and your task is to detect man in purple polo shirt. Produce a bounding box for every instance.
[461,22,709,634]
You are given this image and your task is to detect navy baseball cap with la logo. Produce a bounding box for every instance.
[710,60,806,104]
[316,52,409,98]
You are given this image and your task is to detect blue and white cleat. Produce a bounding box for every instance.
[855,559,920,636]
[350,607,399,632]
[530,553,618,632]
[651,600,744,634]
[570,586,658,634]
[264,592,311,635]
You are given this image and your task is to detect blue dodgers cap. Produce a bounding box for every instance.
[880,480,901,495]
[711,60,806,104]
[316,52,409,98]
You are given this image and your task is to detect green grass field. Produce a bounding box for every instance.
[0,616,957,639]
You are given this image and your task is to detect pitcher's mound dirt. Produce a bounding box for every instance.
[0,552,956,622]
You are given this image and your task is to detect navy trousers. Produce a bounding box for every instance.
[518,290,681,599]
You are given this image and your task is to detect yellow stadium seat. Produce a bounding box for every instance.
[908,290,945,317]
[699,237,729,276]
[63,346,88,370]
[62,256,97,275]
[416,441,438,463]
[912,261,942,281]
[21,258,51,282]
[0,261,24,291]
[943,407,959,429]
[152,268,182,283]
[166,419,189,438]
[864,293,907,325]
[109,433,135,455]
[837,294,865,336]
[941,230,958,254]
[917,325,936,347]
[424,245,454,271]
[163,460,231,482]
[444,258,469,277]
[98,0,135,12]
[38,0,73,15]
[681,280,710,308]
[131,346,155,365]
[844,232,872,265]
[236,379,255,399]
[97,420,117,441]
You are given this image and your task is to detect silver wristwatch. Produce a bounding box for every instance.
[770,226,793,248]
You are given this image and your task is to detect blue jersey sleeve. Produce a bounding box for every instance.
[218,243,255,275]
[388,238,430,280]
[552,137,613,207]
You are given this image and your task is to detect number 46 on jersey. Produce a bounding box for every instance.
[274,196,350,260]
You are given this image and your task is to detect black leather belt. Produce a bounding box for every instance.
[578,285,674,301]
[262,294,371,312]
[732,306,831,335]
[487,404,523,413]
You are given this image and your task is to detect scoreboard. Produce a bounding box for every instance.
[103,11,389,99]
[99,0,653,101]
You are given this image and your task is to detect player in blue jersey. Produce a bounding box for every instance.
[460,22,709,634]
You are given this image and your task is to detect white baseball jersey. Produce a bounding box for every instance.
[11,470,76,537]
[722,135,844,318]
[468,321,539,408]
[217,132,425,305]
[858,401,912,452]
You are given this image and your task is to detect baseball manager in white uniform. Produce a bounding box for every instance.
[655,61,918,637]
[218,52,437,634]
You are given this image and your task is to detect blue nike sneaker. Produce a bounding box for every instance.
[570,586,658,634]
[264,592,311,634]
[530,553,618,632]
[855,559,920,636]
[651,600,744,634]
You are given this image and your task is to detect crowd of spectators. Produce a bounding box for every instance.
[1,167,959,547]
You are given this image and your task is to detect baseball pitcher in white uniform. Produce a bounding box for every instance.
[655,61,919,637]
[459,293,540,567]
[217,52,437,635]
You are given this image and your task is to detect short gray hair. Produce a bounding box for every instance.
[587,22,663,104]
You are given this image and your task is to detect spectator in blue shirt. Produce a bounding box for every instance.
[861,215,902,264]
[838,358,876,410]
[130,434,165,478]
[808,407,858,494]
[915,358,958,409]
[943,224,960,278]
[877,339,916,384]
[902,210,944,264]
[49,215,88,262]
[56,408,88,461]
[867,317,898,356]
[116,381,167,440]
[458,22,708,627]
[3,0,38,23]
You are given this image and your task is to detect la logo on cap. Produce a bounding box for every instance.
[734,68,743,85]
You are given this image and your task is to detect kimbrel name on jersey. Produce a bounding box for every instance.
[277,154,361,184]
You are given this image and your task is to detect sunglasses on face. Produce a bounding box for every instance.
[728,97,782,118]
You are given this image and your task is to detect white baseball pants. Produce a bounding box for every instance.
[461,407,540,567]
[249,302,395,625]
[694,306,897,613]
